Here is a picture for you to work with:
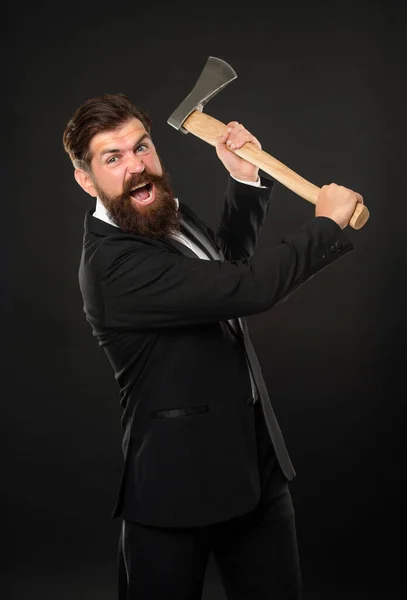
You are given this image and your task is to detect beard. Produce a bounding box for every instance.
[94,167,180,239]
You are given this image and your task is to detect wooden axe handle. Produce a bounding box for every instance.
[183,110,369,230]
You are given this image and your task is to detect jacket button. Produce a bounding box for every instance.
[335,241,342,250]
[330,244,337,253]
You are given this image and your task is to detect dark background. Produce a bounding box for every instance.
[6,0,406,598]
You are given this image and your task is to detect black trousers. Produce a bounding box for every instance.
[118,402,302,599]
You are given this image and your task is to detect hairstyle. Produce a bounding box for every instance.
[62,93,152,172]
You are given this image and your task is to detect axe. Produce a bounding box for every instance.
[168,56,369,230]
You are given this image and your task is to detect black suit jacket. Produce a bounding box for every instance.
[78,176,353,527]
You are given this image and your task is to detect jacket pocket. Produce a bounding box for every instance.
[151,405,209,419]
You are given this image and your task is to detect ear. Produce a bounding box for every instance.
[74,168,98,198]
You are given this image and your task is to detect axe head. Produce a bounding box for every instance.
[167,56,237,133]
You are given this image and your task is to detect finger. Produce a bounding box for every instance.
[227,132,261,150]
[234,134,261,149]
[225,122,244,140]
[226,121,241,130]
[355,192,363,204]
[221,125,238,146]
[226,127,249,146]
[216,129,231,147]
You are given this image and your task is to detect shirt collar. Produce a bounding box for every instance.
[93,196,180,228]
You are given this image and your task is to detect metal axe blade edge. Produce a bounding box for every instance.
[167,56,237,133]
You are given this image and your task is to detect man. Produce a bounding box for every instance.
[63,93,363,599]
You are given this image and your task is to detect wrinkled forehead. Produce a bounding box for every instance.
[90,118,149,158]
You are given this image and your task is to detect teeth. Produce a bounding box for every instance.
[131,182,149,191]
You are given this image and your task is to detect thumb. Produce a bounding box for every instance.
[215,130,229,152]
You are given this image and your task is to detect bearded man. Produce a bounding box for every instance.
[63,92,362,600]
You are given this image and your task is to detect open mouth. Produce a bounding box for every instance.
[129,182,155,205]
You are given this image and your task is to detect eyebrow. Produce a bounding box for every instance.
[99,133,150,158]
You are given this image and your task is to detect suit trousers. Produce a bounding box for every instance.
[117,401,302,600]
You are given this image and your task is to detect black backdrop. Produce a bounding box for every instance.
[6,0,406,598]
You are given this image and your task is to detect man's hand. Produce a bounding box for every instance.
[215,121,261,182]
[316,183,364,229]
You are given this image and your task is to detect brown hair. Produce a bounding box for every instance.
[62,93,152,172]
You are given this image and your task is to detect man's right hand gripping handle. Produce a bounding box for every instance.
[316,183,364,229]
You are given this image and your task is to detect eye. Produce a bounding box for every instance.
[136,143,148,153]
[106,156,119,164]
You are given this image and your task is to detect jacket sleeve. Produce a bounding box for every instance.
[208,176,274,261]
[95,216,353,330]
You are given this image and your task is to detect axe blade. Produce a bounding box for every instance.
[167,56,237,133]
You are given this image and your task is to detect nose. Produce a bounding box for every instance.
[127,153,145,174]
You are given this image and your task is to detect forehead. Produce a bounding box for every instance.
[90,118,148,157]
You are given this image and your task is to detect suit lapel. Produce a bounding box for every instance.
[162,236,198,259]
[179,203,225,261]
[180,218,218,260]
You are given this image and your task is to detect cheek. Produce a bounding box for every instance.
[149,156,163,175]
[98,171,124,194]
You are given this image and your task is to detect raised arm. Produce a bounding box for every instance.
[212,122,273,261]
